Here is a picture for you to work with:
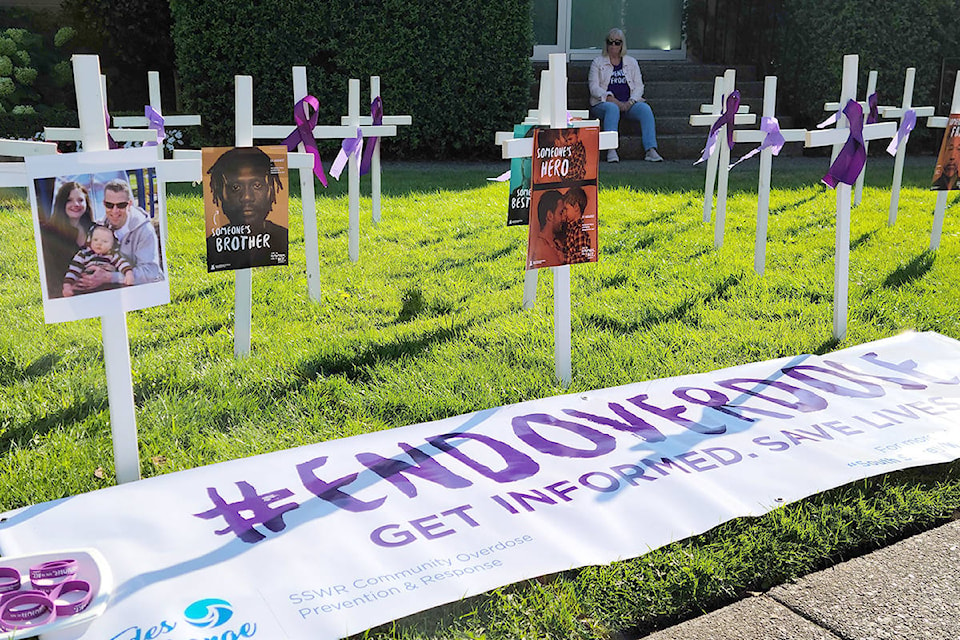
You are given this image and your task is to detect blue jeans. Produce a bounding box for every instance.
[590,100,658,152]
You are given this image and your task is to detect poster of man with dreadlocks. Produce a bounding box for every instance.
[202,146,290,272]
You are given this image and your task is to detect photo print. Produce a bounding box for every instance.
[27,147,169,324]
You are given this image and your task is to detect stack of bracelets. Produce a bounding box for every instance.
[0,559,94,632]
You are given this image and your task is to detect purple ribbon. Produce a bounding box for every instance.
[886,109,917,156]
[144,106,165,148]
[283,95,329,187]
[330,127,363,180]
[866,92,880,124]
[359,96,382,176]
[730,116,786,169]
[103,107,119,150]
[695,90,741,165]
[822,99,866,189]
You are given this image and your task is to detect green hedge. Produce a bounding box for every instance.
[0,106,77,143]
[775,0,960,129]
[169,0,533,159]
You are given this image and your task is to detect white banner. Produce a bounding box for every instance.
[3,332,960,640]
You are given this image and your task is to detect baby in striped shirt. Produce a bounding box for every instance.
[62,224,134,297]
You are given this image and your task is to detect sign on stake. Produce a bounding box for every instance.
[926,73,960,250]
[500,53,616,387]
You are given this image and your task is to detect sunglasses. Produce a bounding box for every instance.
[103,201,130,210]
[607,39,622,46]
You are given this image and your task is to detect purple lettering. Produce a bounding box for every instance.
[628,394,726,434]
[355,442,472,498]
[860,352,959,385]
[410,514,455,539]
[578,472,620,492]
[610,463,658,484]
[673,386,792,422]
[426,432,539,482]
[297,456,385,512]
[545,480,579,501]
[562,403,666,443]
[716,377,827,413]
[675,450,719,472]
[512,413,616,458]
[782,365,885,398]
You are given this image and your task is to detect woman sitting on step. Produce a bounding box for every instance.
[588,27,662,163]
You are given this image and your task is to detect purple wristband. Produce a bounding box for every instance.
[51,579,93,616]
[0,567,19,594]
[0,591,56,631]
[30,559,78,593]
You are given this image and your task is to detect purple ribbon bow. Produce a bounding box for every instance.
[144,106,165,147]
[822,99,866,189]
[330,127,363,180]
[730,116,786,169]
[886,109,916,156]
[866,92,880,124]
[695,90,741,165]
[103,106,119,150]
[359,96,382,176]
[283,95,329,187]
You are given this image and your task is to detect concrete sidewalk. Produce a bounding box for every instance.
[636,517,960,639]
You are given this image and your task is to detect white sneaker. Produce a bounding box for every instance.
[644,148,663,162]
[607,149,620,163]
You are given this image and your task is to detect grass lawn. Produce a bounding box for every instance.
[1,154,959,639]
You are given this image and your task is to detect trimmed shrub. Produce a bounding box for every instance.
[169,0,533,159]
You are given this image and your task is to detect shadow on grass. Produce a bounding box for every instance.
[769,192,822,217]
[584,272,743,333]
[0,392,106,451]
[295,319,476,383]
[883,251,935,289]
[851,228,878,251]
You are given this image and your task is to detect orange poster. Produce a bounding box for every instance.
[526,127,600,269]
[202,145,290,272]
[931,113,960,191]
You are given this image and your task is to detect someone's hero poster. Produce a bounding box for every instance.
[931,114,960,191]
[26,147,169,323]
[202,145,290,272]
[526,127,599,269]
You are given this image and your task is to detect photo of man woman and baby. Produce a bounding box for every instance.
[34,170,165,301]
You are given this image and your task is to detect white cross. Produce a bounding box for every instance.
[822,70,883,205]
[494,66,601,312]
[925,73,960,250]
[804,54,897,341]
[251,72,397,263]
[111,71,203,133]
[731,76,806,275]
[880,67,936,226]
[689,69,756,247]
[0,139,58,187]
[340,75,412,225]
[33,55,150,484]
[499,53,617,388]
[43,74,159,147]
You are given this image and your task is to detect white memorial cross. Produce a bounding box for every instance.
[53,55,146,483]
[731,76,806,275]
[499,53,617,387]
[43,75,158,148]
[804,54,897,340]
[494,66,601,311]
[340,75,412,225]
[111,71,203,155]
[253,72,396,263]
[823,69,881,205]
[880,67,936,226]
[689,69,756,247]
[925,73,960,251]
